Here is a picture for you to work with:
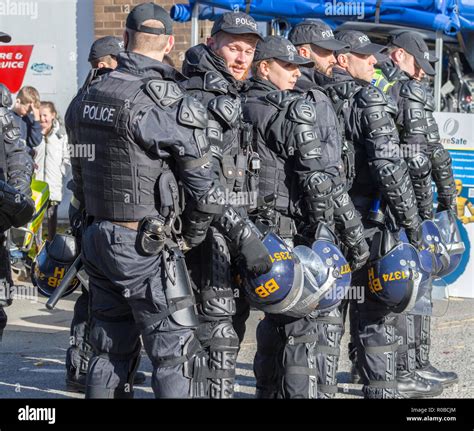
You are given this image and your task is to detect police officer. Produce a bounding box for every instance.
[66,3,267,399]
[288,20,370,398]
[373,31,458,391]
[88,36,123,69]
[0,31,35,341]
[310,29,425,399]
[181,12,271,398]
[65,35,146,392]
[241,35,366,398]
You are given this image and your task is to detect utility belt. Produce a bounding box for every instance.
[92,212,183,256]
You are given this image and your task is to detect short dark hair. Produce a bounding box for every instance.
[90,54,117,69]
[127,19,169,52]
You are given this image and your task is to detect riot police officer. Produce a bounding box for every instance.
[289,19,370,398]
[309,29,426,398]
[65,35,146,392]
[241,35,366,398]
[373,31,458,392]
[0,31,35,342]
[66,3,269,399]
[180,12,271,398]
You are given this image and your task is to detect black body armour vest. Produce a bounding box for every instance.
[73,71,172,221]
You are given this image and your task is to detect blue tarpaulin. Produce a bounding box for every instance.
[171,0,474,35]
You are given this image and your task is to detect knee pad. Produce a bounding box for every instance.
[358,313,399,398]
[280,319,318,399]
[395,314,416,373]
[415,314,431,368]
[86,315,141,398]
[207,320,239,399]
[196,228,236,321]
[315,310,343,398]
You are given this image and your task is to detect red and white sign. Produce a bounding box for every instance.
[0,45,33,93]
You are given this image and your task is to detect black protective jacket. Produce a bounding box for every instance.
[241,77,335,239]
[182,44,257,210]
[65,51,220,246]
[314,67,421,239]
[378,60,456,215]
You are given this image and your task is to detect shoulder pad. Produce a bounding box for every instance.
[203,71,229,94]
[325,81,360,101]
[0,106,20,142]
[385,94,398,116]
[0,84,12,108]
[145,79,184,109]
[400,80,427,104]
[356,85,388,108]
[265,90,300,110]
[380,62,404,82]
[287,98,316,125]
[208,95,240,127]
[306,87,330,103]
[178,95,209,129]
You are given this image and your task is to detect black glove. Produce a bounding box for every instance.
[347,238,370,272]
[436,195,456,214]
[238,233,273,276]
[405,224,423,250]
[0,181,34,229]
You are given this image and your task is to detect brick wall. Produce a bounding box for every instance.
[94,0,213,68]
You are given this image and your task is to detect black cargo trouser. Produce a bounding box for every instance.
[81,220,204,398]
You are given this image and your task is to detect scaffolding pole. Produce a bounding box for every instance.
[191,2,199,47]
[434,31,444,111]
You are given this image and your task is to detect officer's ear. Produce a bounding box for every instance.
[258,60,272,79]
[207,36,217,51]
[336,52,349,68]
[163,35,174,55]
[391,47,405,64]
[297,45,311,59]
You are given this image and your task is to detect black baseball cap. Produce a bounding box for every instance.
[288,19,349,51]
[88,36,124,62]
[0,32,11,43]
[391,31,436,76]
[126,2,173,35]
[334,30,385,56]
[254,36,314,67]
[211,12,263,40]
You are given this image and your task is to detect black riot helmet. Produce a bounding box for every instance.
[32,234,80,298]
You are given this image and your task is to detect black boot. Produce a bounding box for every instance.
[66,371,146,393]
[416,364,458,387]
[397,370,443,398]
